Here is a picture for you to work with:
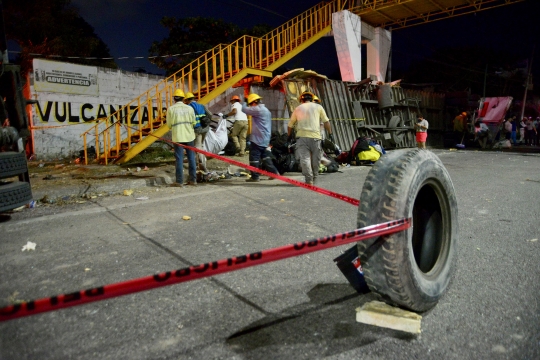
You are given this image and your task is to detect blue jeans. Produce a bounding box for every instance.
[249,142,279,180]
[174,141,196,184]
[511,131,517,144]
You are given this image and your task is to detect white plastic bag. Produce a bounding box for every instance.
[204,118,228,154]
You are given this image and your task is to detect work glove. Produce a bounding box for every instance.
[329,133,335,143]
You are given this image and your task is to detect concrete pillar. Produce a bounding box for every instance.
[332,10,362,82]
[366,27,392,83]
[332,10,392,83]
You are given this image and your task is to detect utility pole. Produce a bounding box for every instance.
[520,45,535,121]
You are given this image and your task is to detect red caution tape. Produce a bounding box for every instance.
[0,218,410,322]
[126,124,360,207]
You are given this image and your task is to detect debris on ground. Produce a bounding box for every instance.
[356,300,422,334]
[6,291,25,305]
[123,189,134,196]
[182,216,191,220]
[22,241,37,251]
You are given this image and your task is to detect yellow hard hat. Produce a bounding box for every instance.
[173,89,185,98]
[247,93,262,104]
[313,95,321,103]
[300,91,314,102]
[185,92,195,100]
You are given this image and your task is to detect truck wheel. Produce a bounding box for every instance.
[0,152,28,179]
[0,181,32,213]
[357,149,458,312]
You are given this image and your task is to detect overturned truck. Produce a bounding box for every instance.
[273,71,445,152]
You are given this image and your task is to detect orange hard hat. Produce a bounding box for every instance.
[231,95,241,102]
[461,112,467,116]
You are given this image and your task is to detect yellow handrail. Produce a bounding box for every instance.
[86,0,347,164]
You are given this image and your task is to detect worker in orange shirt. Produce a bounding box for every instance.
[453,112,467,143]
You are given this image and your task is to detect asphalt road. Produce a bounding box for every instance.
[0,149,539,359]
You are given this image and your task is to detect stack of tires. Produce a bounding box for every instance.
[0,152,32,213]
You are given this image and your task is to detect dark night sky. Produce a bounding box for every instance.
[71,0,539,89]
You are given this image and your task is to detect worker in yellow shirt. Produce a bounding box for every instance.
[288,91,333,185]
[166,89,197,187]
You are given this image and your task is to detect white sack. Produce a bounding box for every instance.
[204,118,229,154]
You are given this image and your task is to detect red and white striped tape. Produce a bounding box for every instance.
[0,218,410,322]
[125,123,360,207]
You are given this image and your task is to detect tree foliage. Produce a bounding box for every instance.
[2,0,116,74]
[149,16,272,76]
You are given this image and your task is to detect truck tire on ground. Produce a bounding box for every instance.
[0,181,32,213]
[357,149,458,312]
[0,152,28,179]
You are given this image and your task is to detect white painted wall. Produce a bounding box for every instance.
[30,60,165,160]
[29,60,288,159]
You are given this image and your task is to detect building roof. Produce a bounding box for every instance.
[349,0,525,30]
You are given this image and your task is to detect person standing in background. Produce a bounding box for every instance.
[415,114,429,149]
[510,116,517,145]
[526,117,537,146]
[503,117,512,141]
[520,117,526,143]
[453,112,467,144]
[184,92,211,172]
[166,89,197,187]
[536,117,540,146]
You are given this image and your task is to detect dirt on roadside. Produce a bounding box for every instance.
[17,153,251,206]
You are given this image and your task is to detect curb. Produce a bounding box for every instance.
[32,174,175,202]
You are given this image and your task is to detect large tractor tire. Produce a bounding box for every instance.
[0,181,32,213]
[0,152,28,179]
[357,149,458,312]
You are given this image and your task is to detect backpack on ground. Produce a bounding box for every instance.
[356,145,381,165]
[348,136,371,165]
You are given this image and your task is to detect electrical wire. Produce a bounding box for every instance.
[8,49,207,61]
